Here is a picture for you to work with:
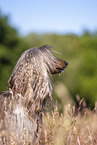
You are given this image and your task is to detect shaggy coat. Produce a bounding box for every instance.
[0,45,68,144]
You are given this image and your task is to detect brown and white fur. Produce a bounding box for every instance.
[0,45,68,144]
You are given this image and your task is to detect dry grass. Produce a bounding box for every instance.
[42,103,97,145]
[0,100,97,145]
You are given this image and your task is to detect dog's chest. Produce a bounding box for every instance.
[8,102,36,139]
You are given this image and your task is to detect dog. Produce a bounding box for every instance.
[0,45,68,144]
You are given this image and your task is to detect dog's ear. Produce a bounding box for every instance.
[50,58,68,74]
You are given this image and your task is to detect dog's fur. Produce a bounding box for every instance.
[0,45,68,143]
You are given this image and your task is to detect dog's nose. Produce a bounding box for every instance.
[65,61,68,66]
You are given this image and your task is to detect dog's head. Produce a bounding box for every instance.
[38,45,68,74]
[8,45,68,97]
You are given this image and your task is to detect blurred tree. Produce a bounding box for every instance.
[0,11,28,91]
[0,13,19,48]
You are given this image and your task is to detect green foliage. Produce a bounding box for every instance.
[0,13,29,91]
[0,12,97,108]
[0,14,19,48]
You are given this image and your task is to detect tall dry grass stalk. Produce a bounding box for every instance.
[0,99,97,145]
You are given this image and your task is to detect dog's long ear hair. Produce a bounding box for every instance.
[8,45,68,92]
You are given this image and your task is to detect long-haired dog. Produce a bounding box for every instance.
[0,45,68,144]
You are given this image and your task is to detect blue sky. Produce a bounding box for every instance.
[0,0,97,35]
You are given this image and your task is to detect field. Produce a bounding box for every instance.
[0,100,97,145]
